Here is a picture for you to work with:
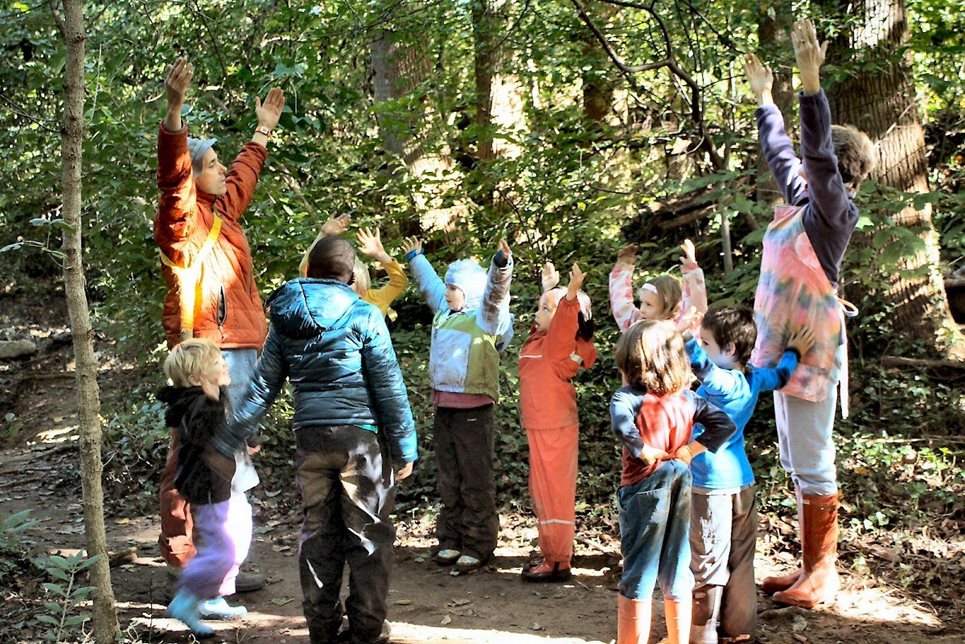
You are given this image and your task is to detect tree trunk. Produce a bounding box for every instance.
[52,0,120,640]
[819,0,963,357]
[580,1,617,124]
[370,30,467,233]
[471,0,525,212]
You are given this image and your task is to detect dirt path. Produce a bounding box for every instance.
[1,296,962,643]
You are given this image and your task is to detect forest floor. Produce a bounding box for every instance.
[0,293,963,644]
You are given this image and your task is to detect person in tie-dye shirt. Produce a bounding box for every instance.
[744,19,876,610]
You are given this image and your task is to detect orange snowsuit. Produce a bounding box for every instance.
[518,297,597,564]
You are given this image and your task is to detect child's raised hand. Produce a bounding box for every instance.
[321,214,352,237]
[791,19,826,95]
[742,54,774,105]
[679,239,698,271]
[787,326,816,357]
[401,236,422,256]
[675,305,703,336]
[541,261,560,293]
[497,239,512,258]
[356,227,386,259]
[567,263,587,300]
[396,461,414,481]
[616,244,638,267]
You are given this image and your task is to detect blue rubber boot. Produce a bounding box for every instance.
[199,596,248,620]
[166,588,214,638]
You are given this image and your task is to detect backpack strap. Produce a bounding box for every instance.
[159,213,223,341]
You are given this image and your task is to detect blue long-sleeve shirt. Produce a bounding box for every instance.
[685,336,799,489]
[756,90,858,287]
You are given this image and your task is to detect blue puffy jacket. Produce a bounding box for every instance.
[232,278,418,464]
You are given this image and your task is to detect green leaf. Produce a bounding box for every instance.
[43,583,67,596]
[35,615,59,626]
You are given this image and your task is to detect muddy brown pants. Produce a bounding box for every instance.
[434,404,499,561]
[295,425,396,644]
[159,428,195,567]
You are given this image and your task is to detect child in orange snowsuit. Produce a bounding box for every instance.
[518,263,597,582]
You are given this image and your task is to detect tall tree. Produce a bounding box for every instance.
[49,0,119,639]
[818,0,964,357]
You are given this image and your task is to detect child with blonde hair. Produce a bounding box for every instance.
[158,339,259,637]
[609,242,707,332]
[518,262,597,582]
[610,322,735,644]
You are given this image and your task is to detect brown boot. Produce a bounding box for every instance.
[617,595,651,644]
[761,485,803,595]
[773,494,840,608]
[664,598,691,644]
[690,585,722,644]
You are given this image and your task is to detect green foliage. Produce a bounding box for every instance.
[33,552,100,642]
[0,510,40,587]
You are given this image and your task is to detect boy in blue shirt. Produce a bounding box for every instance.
[682,306,813,643]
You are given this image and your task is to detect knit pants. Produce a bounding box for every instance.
[526,424,578,564]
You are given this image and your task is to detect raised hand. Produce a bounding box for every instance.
[402,236,423,256]
[256,87,286,131]
[356,227,390,263]
[616,244,638,267]
[321,214,352,238]
[787,326,816,357]
[566,263,587,300]
[743,53,774,106]
[679,239,698,271]
[541,261,560,293]
[497,239,511,258]
[791,19,826,95]
[675,305,703,336]
[164,58,193,131]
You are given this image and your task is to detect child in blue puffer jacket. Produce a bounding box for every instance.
[403,237,514,573]
[233,237,417,644]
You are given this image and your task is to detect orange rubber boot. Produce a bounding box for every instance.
[664,598,691,644]
[618,595,651,644]
[773,494,840,608]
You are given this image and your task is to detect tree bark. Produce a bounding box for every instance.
[371,30,467,233]
[819,0,963,357]
[52,0,120,640]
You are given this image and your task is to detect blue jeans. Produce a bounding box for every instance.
[618,460,694,601]
[221,348,258,412]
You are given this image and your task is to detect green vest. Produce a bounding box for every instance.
[430,309,501,402]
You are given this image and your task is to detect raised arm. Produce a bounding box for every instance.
[299,214,352,277]
[683,335,743,398]
[678,240,708,320]
[792,20,854,232]
[360,308,418,464]
[477,239,514,337]
[357,228,409,313]
[216,88,283,221]
[745,53,808,207]
[156,59,199,254]
[609,245,641,333]
[403,237,447,312]
[544,264,585,370]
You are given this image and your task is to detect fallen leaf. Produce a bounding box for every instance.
[441,614,452,625]
[393,599,412,606]
[271,597,295,606]
[530,623,543,631]
[792,615,807,633]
